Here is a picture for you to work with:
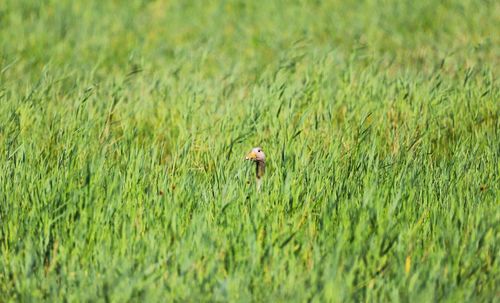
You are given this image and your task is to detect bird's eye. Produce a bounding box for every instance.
[258,149,261,152]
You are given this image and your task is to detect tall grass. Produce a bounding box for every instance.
[0,0,498,301]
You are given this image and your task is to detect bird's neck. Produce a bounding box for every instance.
[256,161,265,191]
[255,161,265,179]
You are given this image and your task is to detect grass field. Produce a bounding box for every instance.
[0,0,499,301]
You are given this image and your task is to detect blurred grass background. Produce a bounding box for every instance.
[0,0,499,301]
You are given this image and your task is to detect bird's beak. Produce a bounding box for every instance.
[245,151,257,160]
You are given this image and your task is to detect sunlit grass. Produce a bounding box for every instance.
[0,0,498,301]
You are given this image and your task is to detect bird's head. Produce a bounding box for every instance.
[245,147,265,162]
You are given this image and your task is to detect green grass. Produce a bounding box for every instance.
[0,0,499,301]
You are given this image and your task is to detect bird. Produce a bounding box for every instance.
[245,147,266,191]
